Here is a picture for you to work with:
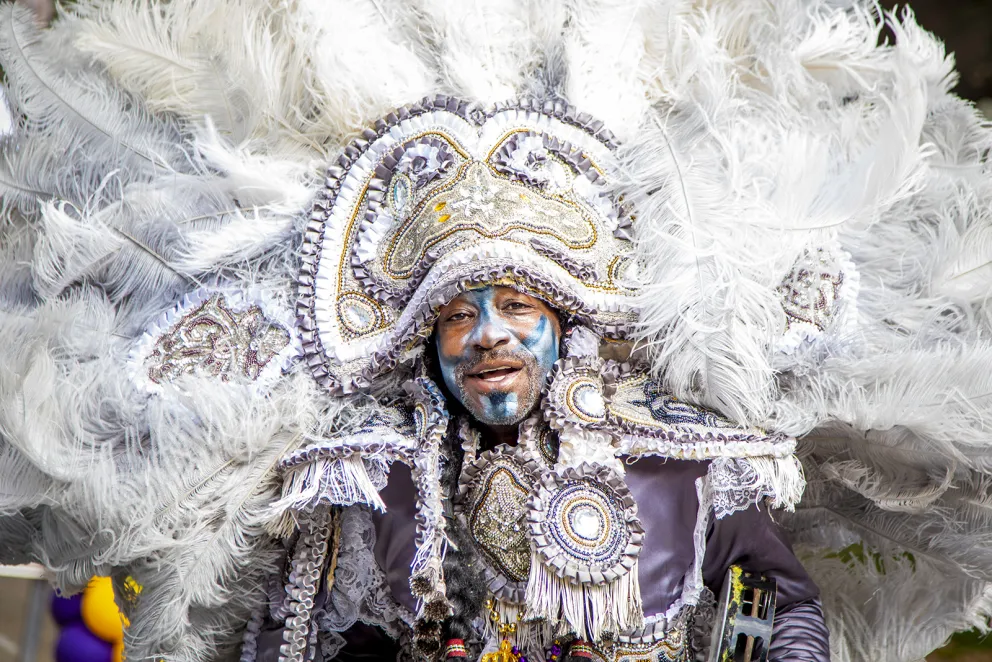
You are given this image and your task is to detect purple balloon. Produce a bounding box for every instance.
[55,623,113,662]
[50,593,83,626]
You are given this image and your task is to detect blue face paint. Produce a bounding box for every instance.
[520,313,559,379]
[434,286,560,428]
[481,391,518,422]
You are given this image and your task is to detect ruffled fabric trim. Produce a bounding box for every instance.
[279,506,333,662]
[363,252,638,388]
[404,375,453,627]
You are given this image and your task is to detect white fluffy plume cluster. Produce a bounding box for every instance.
[0,1,990,661]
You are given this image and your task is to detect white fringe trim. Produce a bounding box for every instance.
[524,553,644,641]
[750,455,806,511]
[483,600,552,651]
[268,455,386,536]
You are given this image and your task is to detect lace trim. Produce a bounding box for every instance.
[317,506,414,639]
[709,458,773,519]
[685,476,711,608]
[316,631,346,661]
[708,456,805,518]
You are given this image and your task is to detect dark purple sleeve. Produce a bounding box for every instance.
[702,504,830,662]
[371,461,419,613]
[768,598,831,662]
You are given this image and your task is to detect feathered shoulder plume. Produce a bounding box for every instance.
[1,1,991,661]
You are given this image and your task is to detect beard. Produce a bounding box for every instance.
[453,347,546,426]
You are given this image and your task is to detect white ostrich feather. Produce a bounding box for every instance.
[0,133,63,211]
[1,0,992,660]
[73,0,273,143]
[798,551,992,662]
[562,0,648,141]
[410,0,565,105]
[0,4,179,169]
[289,0,435,141]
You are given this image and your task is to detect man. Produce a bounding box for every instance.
[356,285,830,661]
[6,4,989,661]
[265,98,830,661]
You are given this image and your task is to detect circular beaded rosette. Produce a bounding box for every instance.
[527,463,643,584]
[454,445,543,602]
[544,356,618,433]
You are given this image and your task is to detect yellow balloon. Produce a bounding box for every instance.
[80,577,124,643]
[112,642,125,662]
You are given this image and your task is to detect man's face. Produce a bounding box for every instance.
[434,286,561,426]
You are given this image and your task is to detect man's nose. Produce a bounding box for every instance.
[473,318,512,350]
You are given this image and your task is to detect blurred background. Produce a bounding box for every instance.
[1,0,991,661]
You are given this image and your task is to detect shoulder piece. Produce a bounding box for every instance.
[271,405,418,530]
[608,370,795,460]
[279,404,418,470]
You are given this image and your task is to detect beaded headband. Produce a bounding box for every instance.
[297,96,640,393]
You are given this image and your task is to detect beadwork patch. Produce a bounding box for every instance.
[608,372,797,457]
[528,464,643,585]
[775,242,859,354]
[336,292,384,335]
[455,445,542,600]
[544,356,617,434]
[595,609,692,662]
[131,289,296,393]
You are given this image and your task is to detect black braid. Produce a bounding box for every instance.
[439,419,488,657]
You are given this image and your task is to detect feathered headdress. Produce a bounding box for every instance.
[1,1,991,661]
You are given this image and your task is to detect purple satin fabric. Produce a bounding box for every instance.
[770,598,831,662]
[622,456,821,610]
[621,456,707,614]
[372,457,829,660]
[372,461,421,614]
[624,456,829,661]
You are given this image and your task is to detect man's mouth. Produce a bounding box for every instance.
[464,362,524,391]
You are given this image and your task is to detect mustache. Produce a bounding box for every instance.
[453,348,538,385]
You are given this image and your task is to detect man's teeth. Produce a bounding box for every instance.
[475,367,516,377]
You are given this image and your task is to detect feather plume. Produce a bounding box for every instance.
[410,0,565,104]
[0,4,180,170]
[798,550,992,662]
[1,1,992,660]
[285,0,435,141]
[563,0,648,140]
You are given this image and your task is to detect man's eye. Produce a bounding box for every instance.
[446,312,470,322]
[504,301,530,311]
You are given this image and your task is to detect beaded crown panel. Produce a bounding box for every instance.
[298,96,640,393]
